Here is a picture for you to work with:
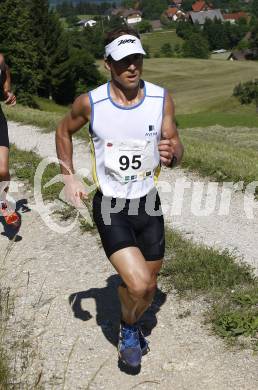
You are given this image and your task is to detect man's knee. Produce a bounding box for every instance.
[128,274,157,299]
[0,167,9,181]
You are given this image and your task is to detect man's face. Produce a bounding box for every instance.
[105,53,143,90]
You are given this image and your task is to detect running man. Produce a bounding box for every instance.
[56,27,184,368]
[0,53,19,226]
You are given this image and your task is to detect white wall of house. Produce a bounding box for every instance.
[127,16,142,24]
[85,20,96,27]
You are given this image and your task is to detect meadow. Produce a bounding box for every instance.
[141,30,184,56]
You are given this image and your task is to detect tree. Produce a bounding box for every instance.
[249,19,258,59]
[181,0,195,12]
[233,80,258,113]
[160,43,173,57]
[0,0,40,105]
[182,33,210,59]
[137,20,153,34]
[251,1,258,18]
[176,20,201,40]
[29,0,50,98]
[141,0,169,20]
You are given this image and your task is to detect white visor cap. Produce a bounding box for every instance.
[105,34,146,61]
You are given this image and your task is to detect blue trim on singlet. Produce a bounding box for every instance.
[94,97,109,105]
[107,80,146,110]
[88,91,94,129]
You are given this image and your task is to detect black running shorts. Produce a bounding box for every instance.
[93,189,165,261]
[0,106,9,148]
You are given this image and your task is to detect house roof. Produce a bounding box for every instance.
[166,7,178,17]
[192,1,209,12]
[223,12,248,21]
[189,9,223,24]
[150,20,162,30]
[170,0,182,5]
[228,49,254,60]
[111,8,142,18]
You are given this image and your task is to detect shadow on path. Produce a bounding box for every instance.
[0,198,31,241]
[69,274,167,375]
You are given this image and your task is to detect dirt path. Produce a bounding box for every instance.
[0,121,257,389]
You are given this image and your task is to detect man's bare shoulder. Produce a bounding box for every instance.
[71,93,91,122]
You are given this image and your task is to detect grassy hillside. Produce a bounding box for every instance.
[142,30,184,56]
[142,58,258,114]
[97,57,258,115]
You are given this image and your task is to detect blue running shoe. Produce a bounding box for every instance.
[138,327,150,356]
[118,323,142,367]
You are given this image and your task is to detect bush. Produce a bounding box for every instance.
[160,43,174,57]
[137,20,153,34]
[233,80,258,113]
[182,33,210,59]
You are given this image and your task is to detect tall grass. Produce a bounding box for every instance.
[180,126,258,191]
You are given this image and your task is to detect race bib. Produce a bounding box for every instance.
[104,139,156,183]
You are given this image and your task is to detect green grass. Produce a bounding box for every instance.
[3,103,64,133]
[162,229,258,348]
[181,127,258,190]
[180,126,258,186]
[177,109,258,129]
[2,98,90,137]
[162,229,254,295]
[210,286,258,341]
[141,30,183,56]
[34,96,69,114]
[142,58,258,115]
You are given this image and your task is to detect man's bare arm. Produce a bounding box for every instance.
[2,65,16,106]
[159,93,184,167]
[56,94,91,175]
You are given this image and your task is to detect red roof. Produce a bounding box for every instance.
[166,7,178,16]
[192,1,206,11]
[223,12,248,20]
[192,1,213,12]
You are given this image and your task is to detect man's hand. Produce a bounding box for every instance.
[63,175,88,208]
[158,138,176,167]
[4,91,16,106]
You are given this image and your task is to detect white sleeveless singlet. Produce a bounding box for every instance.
[88,80,166,199]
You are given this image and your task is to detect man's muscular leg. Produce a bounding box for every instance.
[110,247,162,325]
[134,259,163,321]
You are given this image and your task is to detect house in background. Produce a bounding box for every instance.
[76,19,97,28]
[111,8,142,25]
[223,12,249,24]
[227,49,255,61]
[189,9,223,25]
[165,7,187,21]
[150,20,162,31]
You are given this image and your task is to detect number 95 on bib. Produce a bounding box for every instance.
[104,139,156,183]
